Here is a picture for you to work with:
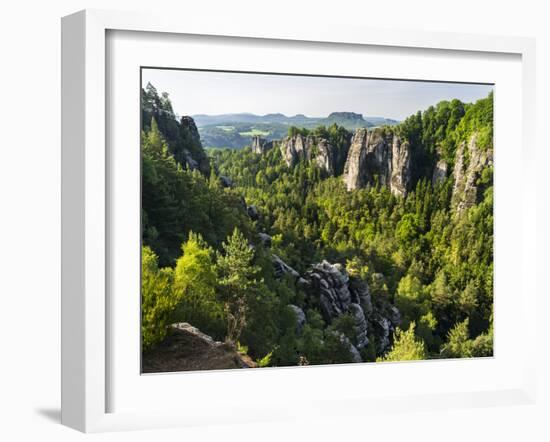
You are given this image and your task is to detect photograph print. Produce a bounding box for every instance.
[140,68,494,373]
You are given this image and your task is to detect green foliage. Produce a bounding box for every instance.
[288,126,310,137]
[441,319,473,358]
[173,232,225,339]
[321,332,355,364]
[257,351,273,368]
[141,246,178,350]
[330,314,357,344]
[141,118,252,266]
[217,228,262,344]
[378,323,427,362]
[441,318,493,358]
[236,341,249,355]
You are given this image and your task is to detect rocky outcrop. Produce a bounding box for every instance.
[251,136,274,154]
[370,305,401,353]
[178,116,211,176]
[278,134,339,175]
[142,323,257,373]
[272,254,301,280]
[334,332,363,363]
[348,303,369,350]
[300,260,400,355]
[288,304,306,335]
[432,158,448,185]
[390,137,411,196]
[342,128,411,196]
[349,276,373,315]
[451,134,493,214]
[343,129,369,190]
[302,261,352,321]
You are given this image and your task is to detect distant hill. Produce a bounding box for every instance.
[193,112,400,149]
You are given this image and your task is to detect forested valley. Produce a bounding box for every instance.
[140,82,493,372]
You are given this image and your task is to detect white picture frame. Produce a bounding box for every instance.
[61,9,537,433]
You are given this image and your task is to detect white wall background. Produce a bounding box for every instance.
[0,1,548,440]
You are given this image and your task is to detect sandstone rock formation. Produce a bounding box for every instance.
[288,304,306,335]
[300,260,400,355]
[278,134,340,175]
[272,254,301,280]
[342,128,369,190]
[432,158,448,185]
[302,261,352,321]
[451,134,493,214]
[390,137,412,196]
[348,303,369,350]
[342,128,411,196]
[334,332,363,363]
[251,136,274,154]
[178,116,211,175]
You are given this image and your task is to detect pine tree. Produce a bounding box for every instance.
[378,323,427,362]
[217,228,261,344]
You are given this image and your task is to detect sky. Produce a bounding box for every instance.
[142,68,493,121]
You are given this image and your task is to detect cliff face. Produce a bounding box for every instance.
[278,134,340,175]
[176,116,211,176]
[342,128,411,196]
[251,126,491,205]
[451,134,493,213]
[432,158,448,185]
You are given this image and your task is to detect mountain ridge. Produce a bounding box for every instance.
[192,111,399,127]
[193,112,400,149]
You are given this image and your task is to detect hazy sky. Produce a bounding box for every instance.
[142,68,493,121]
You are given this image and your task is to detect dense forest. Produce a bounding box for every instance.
[141,82,493,371]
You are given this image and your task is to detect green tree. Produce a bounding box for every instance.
[217,228,261,344]
[378,323,427,362]
[173,232,225,339]
[141,246,177,350]
[441,319,473,358]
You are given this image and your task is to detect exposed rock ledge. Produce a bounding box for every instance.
[142,323,257,373]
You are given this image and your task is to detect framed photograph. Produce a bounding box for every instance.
[61,9,537,432]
